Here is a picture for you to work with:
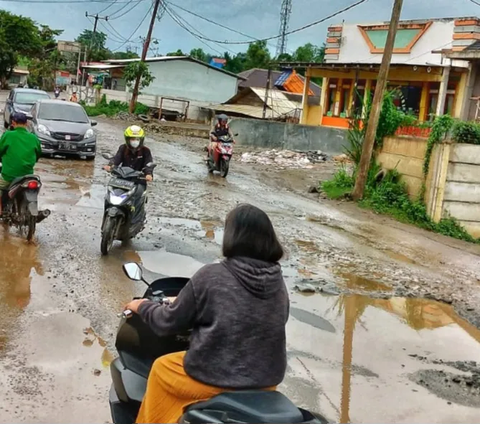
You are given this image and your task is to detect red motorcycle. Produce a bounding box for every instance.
[206,133,237,178]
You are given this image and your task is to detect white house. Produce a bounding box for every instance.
[104,56,244,104]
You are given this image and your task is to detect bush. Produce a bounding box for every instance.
[452,121,480,145]
[83,99,150,117]
[321,167,354,199]
[322,165,479,244]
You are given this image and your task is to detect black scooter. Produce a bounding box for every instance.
[0,164,50,241]
[109,262,329,424]
[100,154,156,255]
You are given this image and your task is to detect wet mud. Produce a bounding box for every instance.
[1,118,480,423]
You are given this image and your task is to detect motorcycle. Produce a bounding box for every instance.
[54,89,60,99]
[109,262,329,424]
[206,133,237,178]
[100,154,156,255]
[0,164,50,241]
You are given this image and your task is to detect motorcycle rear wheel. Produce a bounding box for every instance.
[101,216,116,256]
[26,215,36,242]
[220,159,229,178]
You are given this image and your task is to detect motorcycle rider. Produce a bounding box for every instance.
[206,113,234,160]
[104,125,153,224]
[0,112,42,216]
[124,204,288,424]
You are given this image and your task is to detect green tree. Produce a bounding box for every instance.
[244,40,271,71]
[293,43,325,63]
[123,61,155,93]
[27,25,64,89]
[111,50,139,60]
[190,48,209,63]
[223,52,246,74]
[75,29,109,61]
[166,49,185,57]
[0,10,42,87]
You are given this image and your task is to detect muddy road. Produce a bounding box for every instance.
[1,118,480,423]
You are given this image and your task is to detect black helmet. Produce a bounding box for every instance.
[11,111,28,124]
[218,114,228,124]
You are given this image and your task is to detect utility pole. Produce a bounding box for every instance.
[129,0,162,113]
[82,12,109,87]
[351,0,404,200]
[262,67,272,119]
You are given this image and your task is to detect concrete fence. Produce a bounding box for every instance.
[229,118,347,155]
[377,136,480,238]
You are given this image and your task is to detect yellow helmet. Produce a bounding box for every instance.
[124,125,145,151]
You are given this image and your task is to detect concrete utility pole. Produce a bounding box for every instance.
[82,12,109,87]
[129,0,162,113]
[262,68,272,119]
[352,0,404,200]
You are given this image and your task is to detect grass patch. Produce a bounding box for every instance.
[81,95,149,117]
[321,168,354,199]
[322,167,479,244]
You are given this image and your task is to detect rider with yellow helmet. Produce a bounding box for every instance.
[104,125,154,225]
[104,125,153,181]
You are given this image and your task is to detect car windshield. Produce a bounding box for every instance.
[14,92,49,104]
[38,103,89,123]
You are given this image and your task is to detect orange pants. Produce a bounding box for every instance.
[136,351,226,424]
[136,351,276,424]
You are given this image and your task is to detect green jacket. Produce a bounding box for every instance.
[0,127,42,182]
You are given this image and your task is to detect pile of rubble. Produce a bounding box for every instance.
[239,149,328,169]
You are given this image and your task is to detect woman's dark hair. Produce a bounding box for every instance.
[222,204,284,262]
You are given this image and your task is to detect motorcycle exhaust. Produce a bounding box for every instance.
[36,209,51,223]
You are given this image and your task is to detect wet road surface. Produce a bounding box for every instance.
[1,118,480,423]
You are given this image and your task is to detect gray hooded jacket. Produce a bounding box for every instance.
[138,257,289,389]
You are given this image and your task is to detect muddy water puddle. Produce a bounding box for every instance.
[156,216,224,245]
[138,250,204,278]
[287,292,480,423]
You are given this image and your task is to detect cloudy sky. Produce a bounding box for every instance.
[2,0,480,56]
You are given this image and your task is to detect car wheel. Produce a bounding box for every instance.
[86,155,95,161]
[4,120,8,129]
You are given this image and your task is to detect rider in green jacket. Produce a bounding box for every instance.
[0,112,42,214]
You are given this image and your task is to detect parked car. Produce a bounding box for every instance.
[28,99,97,160]
[4,88,50,128]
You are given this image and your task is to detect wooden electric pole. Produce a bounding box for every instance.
[129,0,162,113]
[351,0,404,200]
[82,12,108,87]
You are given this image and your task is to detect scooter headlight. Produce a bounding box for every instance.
[108,186,136,206]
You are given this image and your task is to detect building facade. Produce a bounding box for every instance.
[290,17,480,128]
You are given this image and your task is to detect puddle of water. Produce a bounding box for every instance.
[138,250,204,278]
[295,239,320,253]
[287,293,480,423]
[384,250,417,265]
[156,216,224,245]
[338,272,393,292]
[0,236,43,310]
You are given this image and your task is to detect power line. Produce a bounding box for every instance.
[163,4,224,55]
[96,0,117,14]
[468,0,480,6]
[109,0,142,19]
[99,21,127,42]
[111,2,153,51]
[0,0,143,3]
[165,1,292,54]
[164,0,368,45]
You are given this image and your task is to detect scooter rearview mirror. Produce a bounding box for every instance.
[102,153,114,161]
[123,262,143,281]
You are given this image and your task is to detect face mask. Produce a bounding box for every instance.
[130,140,140,149]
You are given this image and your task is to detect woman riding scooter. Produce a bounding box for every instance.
[125,204,288,424]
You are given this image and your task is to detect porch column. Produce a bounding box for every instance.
[362,79,372,118]
[436,66,451,117]
[300,72,311,125]
[455,65,476,119]
[419,82,429,122]
[319,77,329,125]
[347,79,356,117]
[334,78,343,116]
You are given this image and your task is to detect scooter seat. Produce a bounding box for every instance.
[186,390,304,423]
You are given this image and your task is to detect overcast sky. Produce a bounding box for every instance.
[3,0,480,56]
